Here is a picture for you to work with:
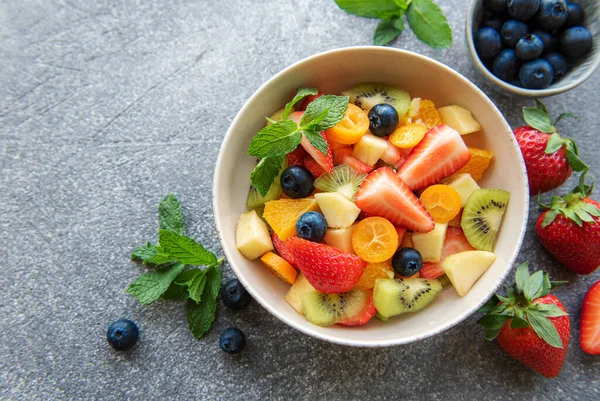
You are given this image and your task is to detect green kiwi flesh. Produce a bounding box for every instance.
[342,83,411,118]
[313,165,367,201]
[373,278,442,318]
[301,289,369,326]
[461,189,510,252]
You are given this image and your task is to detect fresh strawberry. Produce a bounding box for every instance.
[580,280,600,355]
[298,91,323,111]
[304,155,327,178]
[397,125,471,190]
[535,176,600,275]
[300,132,334,174]
[332,146,353,165]
[287,237,366,294]
[332,147,373,173]
[271,232,296,267]
[420,227,475,279]
[478,263,570,378]
[514,101,585,195]
[381,140,406,169]
[287,146,307,167]
[395,227,407,245]
[355,167,435,232]
[338,290,377,327]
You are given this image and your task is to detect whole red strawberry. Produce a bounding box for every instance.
[580,280,600,355]
[478,263,570,378]
[514,100,586,195]
[535,175,600,275]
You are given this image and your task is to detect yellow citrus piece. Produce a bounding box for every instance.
[354,259,393,290]
[263,198,319,241]
[325,103,369,145]
[389,123,428,148]
[418,99,442,129]
[456,147,494,181]
[419,185,462,223]
[352,217,399,263]
[261,252,297,284]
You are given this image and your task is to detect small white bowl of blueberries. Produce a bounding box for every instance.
[467,0,600,96]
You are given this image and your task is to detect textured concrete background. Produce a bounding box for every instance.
[1,0,599,400]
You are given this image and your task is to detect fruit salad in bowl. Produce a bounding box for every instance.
[213,47,528,346]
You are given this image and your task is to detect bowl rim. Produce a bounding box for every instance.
[213,46,529,347]
[466,0,600,98]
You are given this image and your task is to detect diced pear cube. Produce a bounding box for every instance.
[412,223,448,263]
[285,273,316,315]
[352,133,389,166]
[236,210,273,260]
[442,250,497,296]
[314,192,361,228]
[445,173,481,207]
[324,225,356,254]
[438,105,482,135]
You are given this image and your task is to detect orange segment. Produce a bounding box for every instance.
[456,147,494,181]
[419,185,462,223]
[354,259,393,289]
[351,217,399,263]
[263,198,319,241]
[325,103,369,145]
[260,252,297,284]
[389,123,428,149]
[418,100,442,129]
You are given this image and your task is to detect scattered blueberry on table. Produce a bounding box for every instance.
[107,319,139,351]
[219,328,246,354]
[221,278,253,310]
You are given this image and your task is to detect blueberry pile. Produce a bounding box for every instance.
[476,0,593,89]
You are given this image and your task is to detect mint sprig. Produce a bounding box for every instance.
[282,87,318,120]
[127,194,224,339]
[335,0,452,49]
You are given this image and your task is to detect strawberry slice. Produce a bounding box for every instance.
[397,125,471,190]
[333,146,353,166]
[381,140,405,167]
[332,147,373,173]
[304,155,327,178]
[298,91,324,111]
[355,167,434,232]
[287,146,307,167]
[287,237,366,294]
[300,132,334,174]
[271,233,296,267]
[581,280,600,355]
[337,290,377,327]
[420,227,475,279]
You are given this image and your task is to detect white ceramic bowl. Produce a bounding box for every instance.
[213,47,529,347]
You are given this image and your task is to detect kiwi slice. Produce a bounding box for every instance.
[313,165,367,201]
[246,157,288,209]
[301,289,370,327]
[437,274,451,287]
[375,312,390,323]
[373,278,442,318]
[461,189,510,252]
[342,83,411,118]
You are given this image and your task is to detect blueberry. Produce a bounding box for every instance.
[516,34,545,61]
[392,248,423,277]
[535,0,568,30]
[219,328,246,354]
[565,3,584,28]
[560,26,593,58]
[483,15,505,31]
[520,58,554,88]
[221,278,252,310]
[475,27,502,59]
[532,29,557,53]
[107,319,139,350]
[296,211,327,242]
[280,166,314,199]
[508,0,541,20]
[484,0,509,16]
[544,52,568,78]
[368,104,399,137]
[501,20,529,48]
[493,49,522,82]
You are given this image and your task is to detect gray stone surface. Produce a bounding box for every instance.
[1,0,599,399]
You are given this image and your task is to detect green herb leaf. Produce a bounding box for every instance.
[250,155,285,196]
[248,120,301,157]
[187,271,207,304]
[534,303,569,317]
[523,107,556,133]
[174,269,203,286]
[334,0,407,19]
[302,108,330,132]
[524,270,544,301]
[303,130,329,156]
[158,194,184,235]
[301,95,349,132]
[406,0,452,49]
[126,263,185,305]
[526,309,564,348]
[158,230,218,267]
[374,17,404,46]
[186,265,222,339]
[283,87,318,120]
[515,262,529,294]
[132,242,161,262]
[554,112,578,126]
[161,282,188,301]
[478,294,500,313]
[544,133,565,154]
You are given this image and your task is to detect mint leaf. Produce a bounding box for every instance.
[251,155,285,196]
[132,242,160,262]
[248,120,302,157]
[187,272,207,304]
[514,262,529,294]
[374,17,404,46]
[524,270,544,301]
[283,87,318,120]
[174,269,203,286]
[334,0,407,19]
[158,230,218,267]
[126,263,185,304]
[303,131,329,156]
[161,282,188,301]
[205,264,222,300]
[526,309,564,348]
[186,265,222,339]
[523,107,556,133]
[301,95,349,132]
[406,0,452,49]
[158,194,184,235]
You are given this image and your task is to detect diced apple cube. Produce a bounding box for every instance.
[445,173,481,207]
[352,133,388,166]
[438,105,482,135]
[285,273,316,314]
[324,225,356,254]
[442,250,496,296]
[314,192,361,228]
[236,210,274,260]
[412,223,448,263]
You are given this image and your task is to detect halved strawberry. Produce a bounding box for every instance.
[271,232,296,267]
[304,155,327,178]
[398,125,471,190]
[395,227,407,246]
[287,146,307,167]
[300,132,334,174]
[420,227,475,279]
[355,167,434,232]
[381,140,405,167]
[332,146,372,174]
[337,290,377,327]
[298,91,323,111]
[581,280,600,355]
[287,237,366,293]
[333,146,353,165]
